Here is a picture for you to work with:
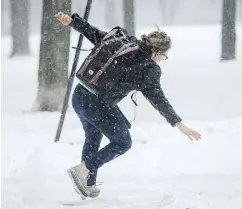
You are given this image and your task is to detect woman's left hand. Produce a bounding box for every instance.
[175,122,201,141]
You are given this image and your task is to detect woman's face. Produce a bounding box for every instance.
[151,50,168,63]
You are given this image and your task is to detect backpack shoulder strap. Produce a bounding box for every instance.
[102,27,128,41]
[102,28,119,41]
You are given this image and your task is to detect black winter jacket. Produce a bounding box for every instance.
[69,13,182,126]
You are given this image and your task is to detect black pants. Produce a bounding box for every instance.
[72,84,132,186]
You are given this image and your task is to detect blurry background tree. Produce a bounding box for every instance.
[10,0,30,57]
[76,0,85,16]
[123,0,135,36]
[105,0,116,28]
[240,0,242,22]
[2,0,242,36]
[221,0,237,60]
[159,0,180,25]
[34,0,71,111]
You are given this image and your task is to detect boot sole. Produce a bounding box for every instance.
[89,192,100,198]
[67,168,88,200]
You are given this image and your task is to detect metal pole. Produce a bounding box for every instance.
[54,0,93,142]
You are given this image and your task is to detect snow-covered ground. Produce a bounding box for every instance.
[1,25,242,209]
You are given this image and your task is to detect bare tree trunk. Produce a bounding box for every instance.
[75,0,85,16]
[105,0,116,28]
[159,0,166,25]
[239,0,242,23]
[34,0,71,111]
[169,0,179,25]
[10,0,30,57]
[123,0,135,36]
[221,0,236,60]
[159,0,179,25]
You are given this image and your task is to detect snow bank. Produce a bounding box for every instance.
[2,113,242,209]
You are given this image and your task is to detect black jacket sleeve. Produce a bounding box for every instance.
[141,65,182,126]
[69,13,107,46]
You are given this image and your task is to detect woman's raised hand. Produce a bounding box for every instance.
[55,12,72,25]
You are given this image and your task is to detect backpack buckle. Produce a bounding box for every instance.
[97,70,103,75]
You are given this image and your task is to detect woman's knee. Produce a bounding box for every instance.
[117,131,132,153]
[123,139,132,152]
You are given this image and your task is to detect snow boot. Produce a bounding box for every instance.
[88,185,100,198]
[67,162,90,197]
